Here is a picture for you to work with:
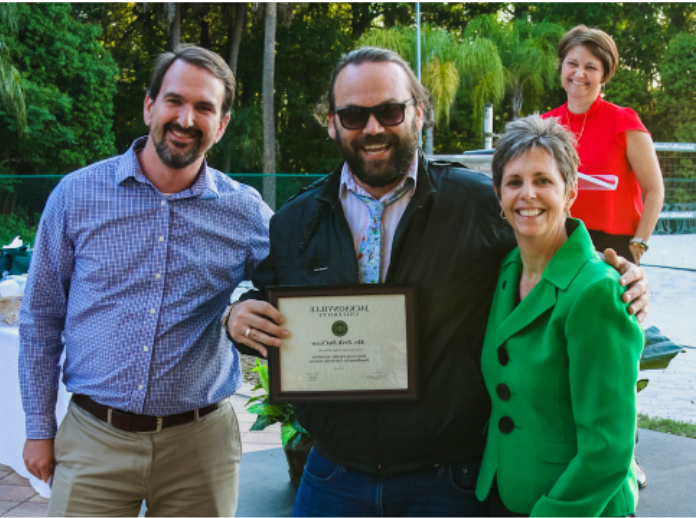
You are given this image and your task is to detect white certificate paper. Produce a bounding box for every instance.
[278,294,409,392]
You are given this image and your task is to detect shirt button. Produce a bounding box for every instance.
[155,273,161,279]
[161,200,166,206]
[138,385,144,390]
[150,308,155,314]
[159,236,164,242]
[143,346,149,352]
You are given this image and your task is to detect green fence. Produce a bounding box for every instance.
[0,173,325,245]
[2,145,696,246]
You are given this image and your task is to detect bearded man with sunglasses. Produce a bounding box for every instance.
[224,47,649,517]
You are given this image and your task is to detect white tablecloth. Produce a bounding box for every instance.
[0,322,69,498]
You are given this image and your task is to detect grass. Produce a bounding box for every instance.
[638,413,696,439]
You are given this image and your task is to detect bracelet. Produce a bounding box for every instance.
[629,237,649,252]
[220,300,242,331]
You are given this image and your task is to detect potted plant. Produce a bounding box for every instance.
[246,359,313,488]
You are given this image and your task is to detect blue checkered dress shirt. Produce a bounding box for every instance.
[19,137,272,439]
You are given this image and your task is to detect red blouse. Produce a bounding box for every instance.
[542,96,649,235]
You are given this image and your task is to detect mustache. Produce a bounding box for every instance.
[164,123,202,139]
[354,134,398,147]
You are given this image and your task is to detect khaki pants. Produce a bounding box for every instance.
[48,399,241,517]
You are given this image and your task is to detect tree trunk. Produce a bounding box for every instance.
[170,3,181,49]
[511,76,523,120]
[219,3,247,174]
[229,3,247,76]
[198,3,211,49]
[262,3,277,210]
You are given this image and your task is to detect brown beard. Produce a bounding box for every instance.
[153,123,204,169]
[334,116,419,188]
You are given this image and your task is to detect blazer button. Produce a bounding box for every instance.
[497,346,509,366]
[499,417,514,434]
[496,383,511,401]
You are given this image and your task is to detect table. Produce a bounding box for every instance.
[0,322,69,498]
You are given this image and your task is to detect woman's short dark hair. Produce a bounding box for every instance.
[492,115,578,198]
[148,44,235,115]
[327,46,434,127]
[557,25,619,83]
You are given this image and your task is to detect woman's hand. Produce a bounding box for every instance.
[603,248,649,322]
[629,242,646,265]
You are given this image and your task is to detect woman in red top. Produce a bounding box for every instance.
[542,25,664,265]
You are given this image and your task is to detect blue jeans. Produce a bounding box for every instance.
[293,448,487,517]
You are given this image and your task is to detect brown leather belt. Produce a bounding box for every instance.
[72,394,224,433]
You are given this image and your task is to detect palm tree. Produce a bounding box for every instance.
[0,4,26,136]
[358,24,504,153]
[464,15,564,120]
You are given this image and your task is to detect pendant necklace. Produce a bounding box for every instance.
[566,108,588,143]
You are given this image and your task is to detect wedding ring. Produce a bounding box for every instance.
[245,328,252,339]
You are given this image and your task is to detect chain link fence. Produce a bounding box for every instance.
[654,143,696,234]
[1,143,695,246]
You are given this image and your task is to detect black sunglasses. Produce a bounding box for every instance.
[334,98,416,130]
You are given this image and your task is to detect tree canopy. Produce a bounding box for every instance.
[1,2,695,173]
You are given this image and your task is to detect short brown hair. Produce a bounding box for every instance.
[328,46,434,128]
[557,25,619,83]
[492,115,578,198]
[148,44,235,115]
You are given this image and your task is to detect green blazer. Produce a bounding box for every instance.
[475,219,643,517]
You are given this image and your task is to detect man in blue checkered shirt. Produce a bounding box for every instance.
[19,45,272,516]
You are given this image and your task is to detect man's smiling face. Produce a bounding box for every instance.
[328,62,423,190]
[144,59,228,170]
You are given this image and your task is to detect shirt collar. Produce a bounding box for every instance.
[564,95,604,121]
[116,136,219,199]
[340,152,418,202]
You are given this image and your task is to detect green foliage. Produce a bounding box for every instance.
[656,32,696,144]
[245,359,312,448]
[0,209,38,246]
[638,413,696,439]
[0,4,26,135]
[464,15,564,120]
[0,3,118,177]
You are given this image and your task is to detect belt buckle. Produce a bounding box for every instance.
[141,416,163,434]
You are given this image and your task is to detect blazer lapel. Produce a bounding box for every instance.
[491,218,596,349]
[494,278,557,349]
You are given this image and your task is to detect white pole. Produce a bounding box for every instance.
[483,103,493,150]
[416,2,422,147]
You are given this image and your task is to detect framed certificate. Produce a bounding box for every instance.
[266,284,417,403]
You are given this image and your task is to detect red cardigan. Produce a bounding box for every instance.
[542,96,649,235]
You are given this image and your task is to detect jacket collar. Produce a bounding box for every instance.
[493,218,596,347]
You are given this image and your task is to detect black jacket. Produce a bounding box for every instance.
[238,152,516,474]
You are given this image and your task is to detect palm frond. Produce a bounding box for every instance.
[357,26,415,69]
[422,57,459,125]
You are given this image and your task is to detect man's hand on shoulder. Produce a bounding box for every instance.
[603,248,649,323]
[228,300,288,358]
[23,439,55,483]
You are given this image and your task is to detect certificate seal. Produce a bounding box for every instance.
[332,320,348,337]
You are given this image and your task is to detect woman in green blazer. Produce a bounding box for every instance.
[475,115,644,517]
